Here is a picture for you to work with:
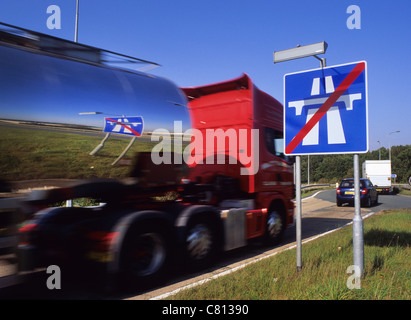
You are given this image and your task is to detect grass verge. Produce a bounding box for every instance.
[168,209,411,300]
[0,125,157,181]
[301,186,333,199]
[398,187,411,197]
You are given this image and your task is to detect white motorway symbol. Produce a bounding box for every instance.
[288,76,362,146]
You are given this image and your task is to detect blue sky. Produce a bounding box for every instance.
[0,0,410,151]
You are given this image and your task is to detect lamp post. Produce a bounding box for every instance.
[389,131,400,161]
[273,41,327,272]
[273,42,327,65]
[74,0,79,42]
[377,140,381,160]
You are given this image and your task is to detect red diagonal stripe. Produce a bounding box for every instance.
[285,62,366,154]
[106,118,141,136]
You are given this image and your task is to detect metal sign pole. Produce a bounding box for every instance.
[74,0,79,42]
[111,136,137,166]
[273,42,328,273]
[90,132,111,156]
[353,154,364,275]
[296,155,302,272]
[295,58,325,272]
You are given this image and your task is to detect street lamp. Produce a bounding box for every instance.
[273,41,327,273]
[74,0,79,42]
[377,140,381,160]
[389,130,400,161]
[274,41,327,67]
[273,41,327,186]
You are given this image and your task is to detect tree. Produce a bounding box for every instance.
[298,145,410,184]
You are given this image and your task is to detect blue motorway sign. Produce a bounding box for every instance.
[104,116,144,136]
[284,61,368,155]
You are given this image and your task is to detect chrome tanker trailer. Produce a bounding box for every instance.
[0,23,294,290]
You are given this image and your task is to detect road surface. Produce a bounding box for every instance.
[316,188,411,212]
[1,189,410,299]
[132,189,411,300]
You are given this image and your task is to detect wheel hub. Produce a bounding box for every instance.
[186,224,212,260]
[267,212,283,237]
[130,233,166,277]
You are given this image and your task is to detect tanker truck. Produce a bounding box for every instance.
[0,23,294,289]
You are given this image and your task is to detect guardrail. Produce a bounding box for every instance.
[301,184,335,190]
[393,184,411,191]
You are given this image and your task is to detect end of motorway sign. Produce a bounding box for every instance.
[104,116,144,137]
[284,61,368,156]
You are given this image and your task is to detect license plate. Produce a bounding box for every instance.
[345,191,354,195]
[376,189,382,192]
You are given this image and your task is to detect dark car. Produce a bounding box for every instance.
[336,178,378,207]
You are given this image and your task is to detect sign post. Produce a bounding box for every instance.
[284,61,368,156]
[283,61,368,273]
[295,155,302,271]
[353,154,364,275]
[274,42,328,273]
[103,116,144,166]
[87,115,144,165]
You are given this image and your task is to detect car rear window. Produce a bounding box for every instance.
[340,180,365,188]
[341,181,353,188]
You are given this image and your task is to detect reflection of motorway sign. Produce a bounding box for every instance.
[104,116,144,136]
[284,61,368,155]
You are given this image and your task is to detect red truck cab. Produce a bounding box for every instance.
[182,74,295,240]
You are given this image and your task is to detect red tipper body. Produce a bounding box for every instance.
[182,74,294,225]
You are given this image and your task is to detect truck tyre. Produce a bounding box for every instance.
[120,223,172,289]
[183,216,218,271]
[263,208,285,246]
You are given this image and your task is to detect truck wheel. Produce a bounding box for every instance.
[120,224,171,288]
[184,217,218,271]
[264,209,285,246]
